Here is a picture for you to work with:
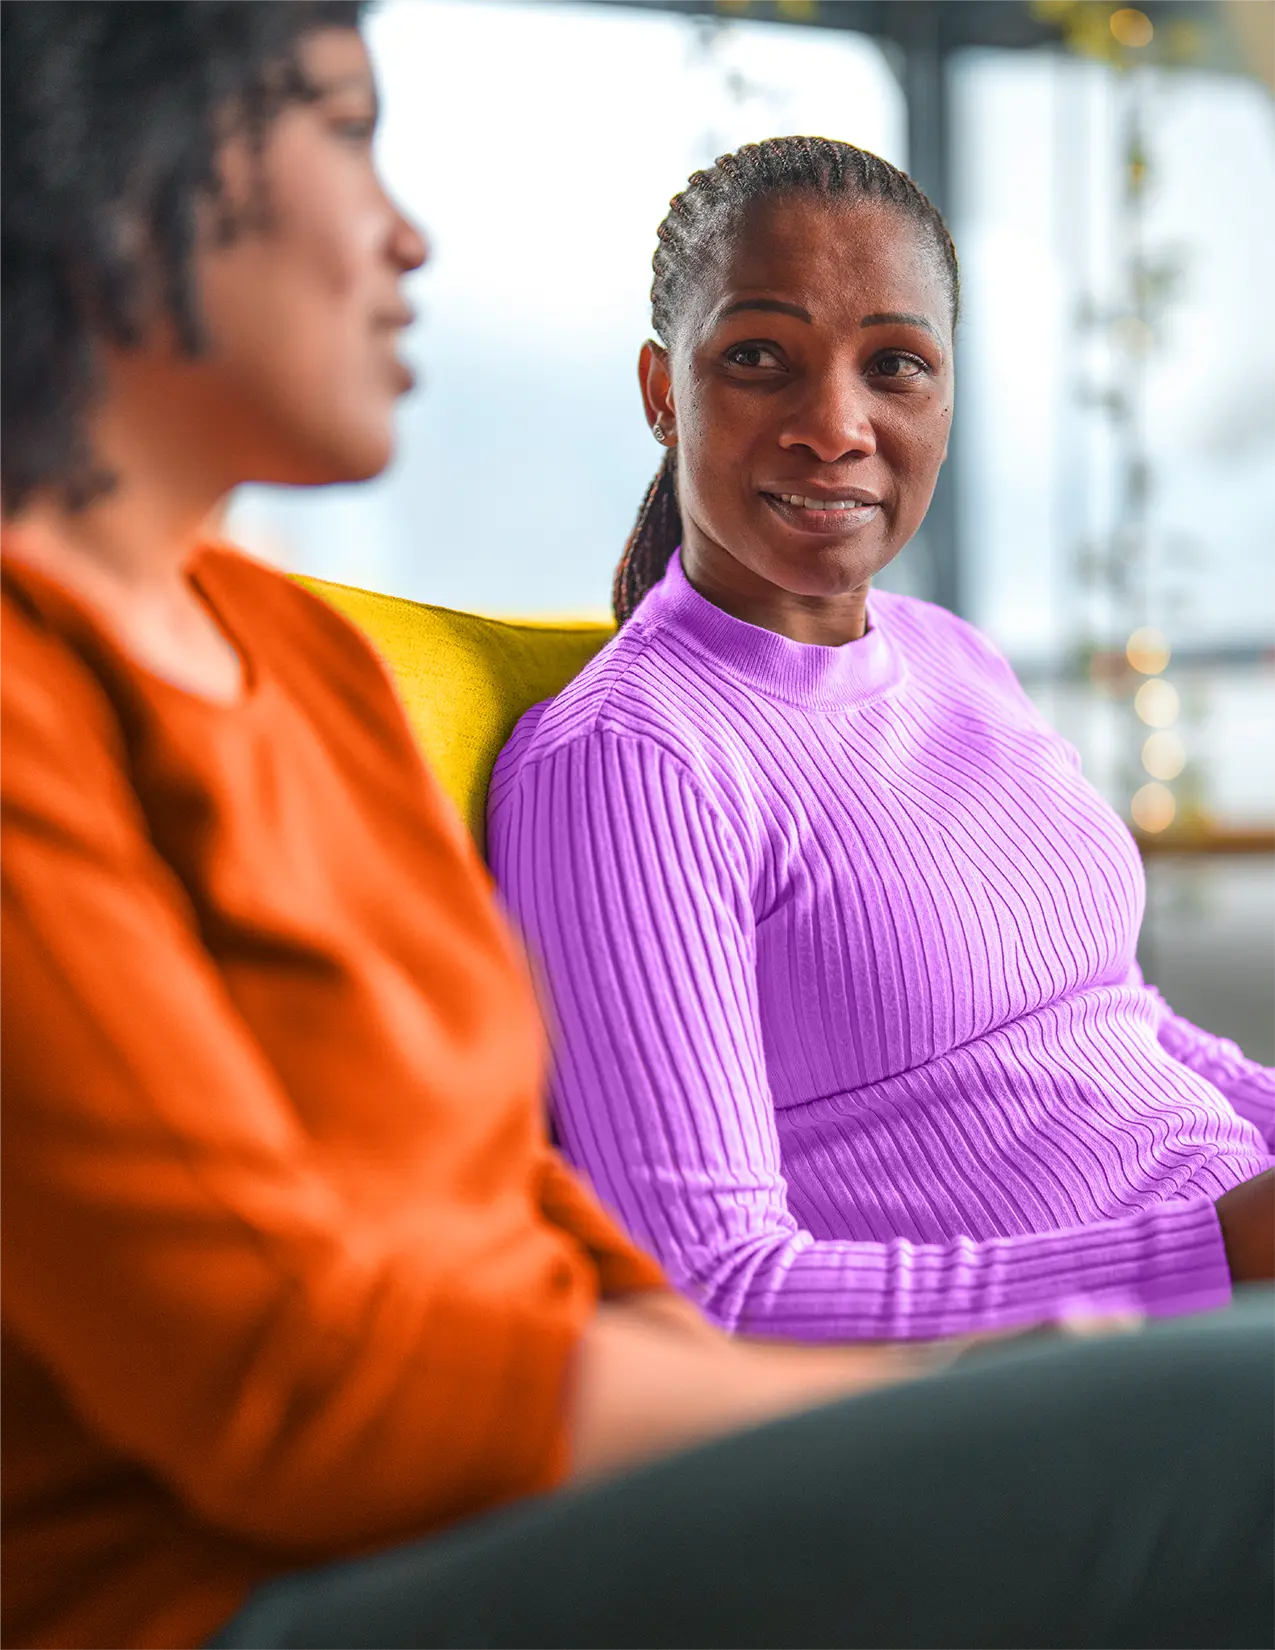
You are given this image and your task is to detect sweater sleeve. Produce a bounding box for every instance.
[1125,961,1275,1155]
[489,729,1233,1341]
[0,651,592,1557]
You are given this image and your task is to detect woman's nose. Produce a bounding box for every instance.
[391,203,430,275]
[779,370,877,463]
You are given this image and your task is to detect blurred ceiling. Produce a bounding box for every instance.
[596,0,1275,88]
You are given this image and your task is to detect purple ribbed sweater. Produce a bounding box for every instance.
[488,552,1274,1338]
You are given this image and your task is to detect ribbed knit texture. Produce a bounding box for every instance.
[489,552,1275,1340]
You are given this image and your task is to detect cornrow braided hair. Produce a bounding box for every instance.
[612,135,959,626]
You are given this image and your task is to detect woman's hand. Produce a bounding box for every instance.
[935,1312,1149,1369]
[1215,1168,1275,1282]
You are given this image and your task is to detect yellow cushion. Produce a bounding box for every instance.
[297,575,613,853]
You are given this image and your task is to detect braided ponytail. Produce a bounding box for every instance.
[613,450,681,627]
[612,135,959,625]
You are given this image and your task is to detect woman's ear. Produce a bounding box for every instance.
[638,339,676,441]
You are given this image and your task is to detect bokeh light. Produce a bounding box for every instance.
[1110,8,1154,49]
[1125,626,1170,674]
[1131,781,1176,833]
[1134,678,1180,727]
[1142,729,1187,781]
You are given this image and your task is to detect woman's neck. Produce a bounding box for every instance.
[680,528,871,648]
[2,459,242,705]
[3,492,216,596]
[0,352,249,700]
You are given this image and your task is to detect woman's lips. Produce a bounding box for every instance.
[761,492,881,535]
[373,309,418,394]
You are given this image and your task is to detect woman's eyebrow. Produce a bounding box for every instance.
[314,72,380,111]
[719,298,813,324]
[860,311,941,344]
[718,301,942,351]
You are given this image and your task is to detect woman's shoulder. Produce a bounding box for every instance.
[197,543,387,674]
[490,613,750,821]
[197,544,422,729]
[873,588,1031,700]
[1,558,132,747]
[506,613,723,761]
[1,568,153,856]
[873,585,994,654]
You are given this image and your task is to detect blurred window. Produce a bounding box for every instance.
[952,50,1275,662]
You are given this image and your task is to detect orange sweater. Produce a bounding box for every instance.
[0,548,664,1650]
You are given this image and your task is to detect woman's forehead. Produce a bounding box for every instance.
[696,196,948,334]
[676,201,943,353]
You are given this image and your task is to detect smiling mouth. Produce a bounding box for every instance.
[761,491,881,531]
[772,492,874,511]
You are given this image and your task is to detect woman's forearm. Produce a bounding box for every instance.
[565,1290,1156,1488]
[564,1296,937,1486]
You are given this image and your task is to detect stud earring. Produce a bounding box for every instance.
[652,422,667,444]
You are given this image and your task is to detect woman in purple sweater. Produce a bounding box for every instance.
[488,137,1274,1342]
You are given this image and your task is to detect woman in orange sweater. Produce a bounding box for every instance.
[1,6,1271,1650]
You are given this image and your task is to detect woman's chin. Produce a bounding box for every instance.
[334,441,396,485]
[761,542,886,601]
[323,418,398,484]
[256,426,397,490]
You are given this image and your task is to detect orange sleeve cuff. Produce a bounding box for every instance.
[538,1149,669,1298]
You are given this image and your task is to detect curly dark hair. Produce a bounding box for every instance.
[1,0,367,516]
[612,136,960,626]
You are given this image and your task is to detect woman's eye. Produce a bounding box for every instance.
[725,343,782,370]
[331,117,376,146]
[872,352,928,380]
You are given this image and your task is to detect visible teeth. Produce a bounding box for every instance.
[779,494,869,511]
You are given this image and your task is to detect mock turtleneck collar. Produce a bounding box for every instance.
[635,549,905,712]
